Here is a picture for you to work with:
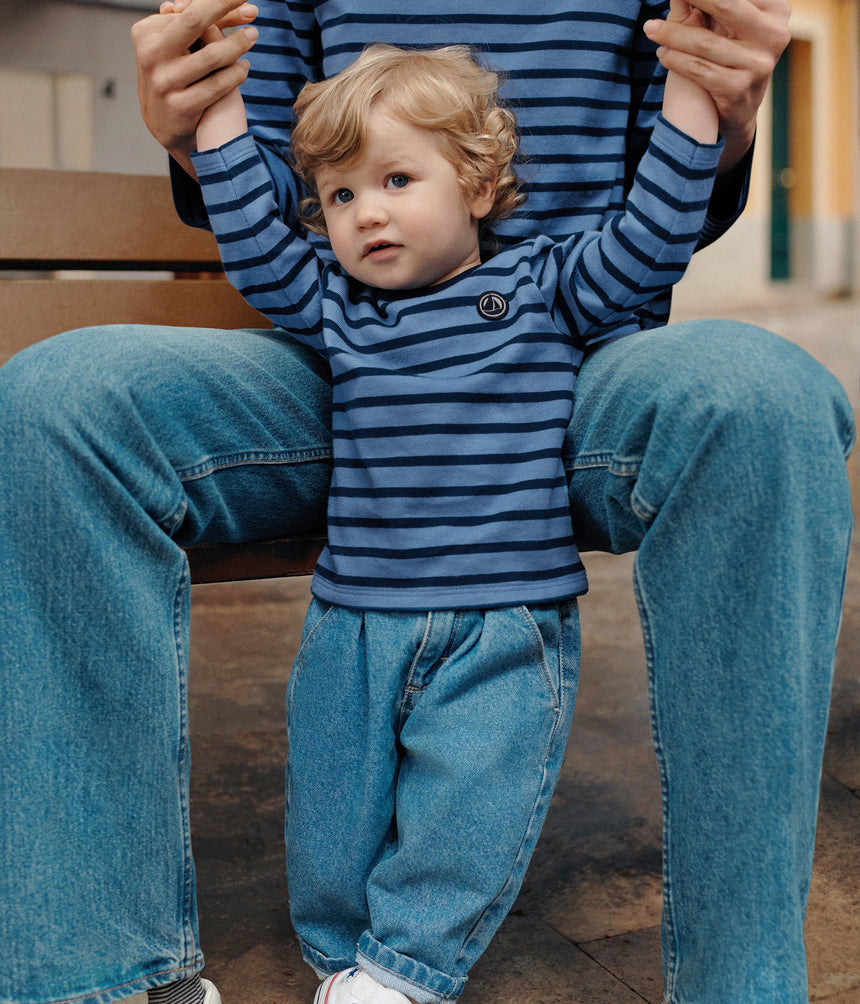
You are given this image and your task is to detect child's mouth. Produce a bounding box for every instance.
[364,242,399,260]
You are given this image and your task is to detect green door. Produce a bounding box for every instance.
[770,47,791,280]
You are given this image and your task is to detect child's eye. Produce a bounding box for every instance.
[332,188,354,205]
[386,174,410,190]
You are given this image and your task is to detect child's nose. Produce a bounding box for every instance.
[355,195,388,227]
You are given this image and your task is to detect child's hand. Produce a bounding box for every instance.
[645,3,719,145]
[197,81,249,151]
[666,0,704,30]
[643,0,790,172]
[132,0,258,174]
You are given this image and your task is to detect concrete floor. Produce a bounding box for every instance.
[186,295,860,1003]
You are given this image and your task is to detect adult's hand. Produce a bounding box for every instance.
[132,0,259,177]
[644,0,791,172]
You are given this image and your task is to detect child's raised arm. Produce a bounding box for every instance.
[196,81,249,150]
[168,0,255,152]
[648,1,719,145]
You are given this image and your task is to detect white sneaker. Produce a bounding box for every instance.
[313,968,413,1004]
[202,980,222,1004]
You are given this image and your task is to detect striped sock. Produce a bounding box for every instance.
[148,975,205,1004]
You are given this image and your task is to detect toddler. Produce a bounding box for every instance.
[193,33,720,1004]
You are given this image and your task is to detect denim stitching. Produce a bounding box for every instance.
[457,607,565,969]
[291,601,336,673]
[564,450,642,477]
[170,560,201,976]
[565,449,658,524]
[399,612,435,729]
[357,949,462,1003]
[633,557,680,998]
[176,446,332,482]
[517,606,560,711]
[50,966,201,1004]
[161,495,188,534]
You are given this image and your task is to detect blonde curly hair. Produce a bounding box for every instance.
[290,44,526,251]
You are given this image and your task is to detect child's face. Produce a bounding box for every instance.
[314,110,494,290]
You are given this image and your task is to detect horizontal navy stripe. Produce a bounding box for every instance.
[318,11,635,29]
[328,478,567,500]
[328,535,577,561]
[332,389,574,411]
[333,449,561,469]
[313,561,586,591]
[332,418,570,440]
[328,506,573,529]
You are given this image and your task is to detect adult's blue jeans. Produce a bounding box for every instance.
[0,319,853,1004]
[285,601,579,1003]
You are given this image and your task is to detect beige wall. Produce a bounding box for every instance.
[0,1,166,174]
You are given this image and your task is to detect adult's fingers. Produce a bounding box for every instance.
[646,0,790,67]
[165,0,258,30]
[158,0,257,54]
[643,0,791,170]
[691,0,791,47]
[132,2,256,165]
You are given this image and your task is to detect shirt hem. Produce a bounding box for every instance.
[309,570,589,611]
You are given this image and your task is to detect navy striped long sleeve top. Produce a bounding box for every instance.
[193,115,721,609]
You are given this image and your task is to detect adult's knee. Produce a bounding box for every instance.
[671,320,853,463]
[569,320,854,550]
[0,327,135,447]
[645,322,854,542]
[589,320,854,468]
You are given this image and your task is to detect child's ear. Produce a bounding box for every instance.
[468,178,496,221]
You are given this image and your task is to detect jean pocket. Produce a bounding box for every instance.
[517,601,580,714]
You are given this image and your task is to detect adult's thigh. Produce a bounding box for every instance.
[1,323,334,546]
[563,319,854,554]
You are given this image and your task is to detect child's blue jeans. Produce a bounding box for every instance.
[0,319,853,1003]
[285,600,580,1003]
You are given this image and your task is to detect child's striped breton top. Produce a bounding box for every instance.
[194,112,720,610]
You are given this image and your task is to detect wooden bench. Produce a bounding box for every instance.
[0,167,326,584]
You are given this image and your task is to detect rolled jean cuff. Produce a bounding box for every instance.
[298,938,355,980]
[357,935,466,1003]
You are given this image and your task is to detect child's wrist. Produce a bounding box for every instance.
[197,100,248,152]
[662,70,718,145]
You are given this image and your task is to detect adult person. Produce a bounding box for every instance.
[0,3,853,1004]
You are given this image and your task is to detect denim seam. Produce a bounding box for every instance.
[357,940,463,1002]
[633,556,680,997]
[399,612,435,730]
[564,450,643,477]
[441,611,463,663]
[162,495,188,535]
[171,559,199,973]
[517,605,560,710]
[287,603,338,773]
[296,937,354,981]
[457,729,560,966]
[456,608,565,969]
[176,447,332,482]
[291,602,338,672]
[565,450,657,523]
[45,965,202,1004]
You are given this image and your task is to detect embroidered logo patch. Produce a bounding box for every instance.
[477,291,509,321]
